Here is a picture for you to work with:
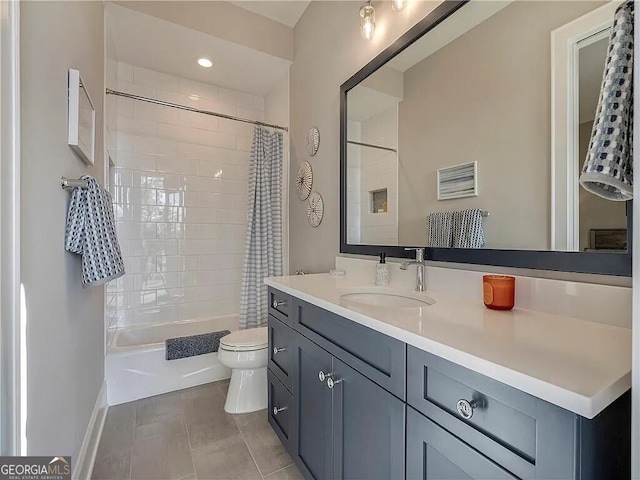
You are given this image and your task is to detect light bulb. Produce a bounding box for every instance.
[361,17,375,40]
[391,0,406,11]
[197,58,213,68]
[360,3,376,40]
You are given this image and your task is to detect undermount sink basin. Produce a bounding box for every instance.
[340,292,434,308]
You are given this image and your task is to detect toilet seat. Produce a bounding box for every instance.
[219,327,268,352]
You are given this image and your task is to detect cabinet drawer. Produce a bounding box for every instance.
[407,347,575,480]
[269,288,292,325]
[406,407,518,480]
[268,315,293,391]
[268,370,294,454]
[293,298,406,399]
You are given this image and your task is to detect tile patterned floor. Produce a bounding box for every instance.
[92,380,303,480]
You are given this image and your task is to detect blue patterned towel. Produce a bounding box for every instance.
[580,1,634,201]
[64,175,125,287]
[427,212,453,247]
[452,209,485,249]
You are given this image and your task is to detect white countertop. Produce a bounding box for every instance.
[265,274,631,419]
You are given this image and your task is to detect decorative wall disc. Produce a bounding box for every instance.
[296,161,313,200]
[307,127,320,156]
[307,191,324,228]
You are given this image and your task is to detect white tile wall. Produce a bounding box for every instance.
[106,63,273,328]
[360,106,398,245]
[347,106,399,245]
[105,56,118,351]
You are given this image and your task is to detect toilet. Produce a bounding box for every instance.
[218,327,268,414]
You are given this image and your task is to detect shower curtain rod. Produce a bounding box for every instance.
[347,140,397,153]
[105,89,289,132]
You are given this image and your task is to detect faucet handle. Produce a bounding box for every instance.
[404,247,425,262]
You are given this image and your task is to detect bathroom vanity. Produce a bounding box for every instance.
[264,276,631,480]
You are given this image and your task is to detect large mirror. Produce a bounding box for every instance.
[340,0,632,275]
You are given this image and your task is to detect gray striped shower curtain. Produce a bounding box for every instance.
[239,126,284,329]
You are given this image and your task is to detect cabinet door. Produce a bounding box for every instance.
[407,407,519,480]
[332,358,406,480]
[292,333,333,480]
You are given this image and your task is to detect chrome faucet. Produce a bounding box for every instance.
[400,248,426,292]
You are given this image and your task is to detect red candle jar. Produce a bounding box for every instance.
[483,275,515,310]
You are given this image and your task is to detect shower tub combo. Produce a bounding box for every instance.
[106,315,238,405]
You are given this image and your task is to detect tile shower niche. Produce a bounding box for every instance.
[371,188,388,213]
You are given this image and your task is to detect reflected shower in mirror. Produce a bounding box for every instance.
[345,0,629,252]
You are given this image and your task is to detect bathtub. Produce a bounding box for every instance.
[106,315,238,405]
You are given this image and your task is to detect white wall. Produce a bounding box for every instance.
[396,0,603,249]
[112,0,293,62]
[290,0,446,273]
[106,62,272,327]
[20,0,104,457]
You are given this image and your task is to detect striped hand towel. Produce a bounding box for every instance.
[452,209,485,249]
[427,212,454,247]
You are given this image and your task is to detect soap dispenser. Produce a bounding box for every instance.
[375,253,389,286]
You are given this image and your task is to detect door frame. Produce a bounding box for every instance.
[550,1,621,251]
[0,0,22,456]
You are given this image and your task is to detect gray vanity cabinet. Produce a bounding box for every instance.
[406,346,631,480]
[267,287,630,480]
[407,407,517,480]
[332,358,406,480]
[291,332,334,480]
[291,331,406,480]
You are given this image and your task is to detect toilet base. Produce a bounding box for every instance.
[223,366,267,414]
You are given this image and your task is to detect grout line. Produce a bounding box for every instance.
[181,396,199,480]
[263,464,294,479]
[232,417,264,479]
[128,404,137,480]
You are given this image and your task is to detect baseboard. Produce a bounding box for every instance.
[73,382,108,480]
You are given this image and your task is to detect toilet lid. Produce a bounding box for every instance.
[220,327,268,351]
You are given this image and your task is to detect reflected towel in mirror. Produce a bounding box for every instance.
[580,0,634,201]
[427,211,453,247]
[453,209,486,249]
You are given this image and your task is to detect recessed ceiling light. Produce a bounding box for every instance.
[198,58,213,68]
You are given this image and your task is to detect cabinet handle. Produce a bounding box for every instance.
[318,371,333,382]
[273,346,286,356]
[272,300,287,309]
[273,406,288,416]
[456,399,479,419]
[327,377,343,389]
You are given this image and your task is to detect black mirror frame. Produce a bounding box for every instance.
[339,0,632,276]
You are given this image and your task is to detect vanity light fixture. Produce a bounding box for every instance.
[197,58,213,68]
[360,1,376,40]
[391,0,406,11]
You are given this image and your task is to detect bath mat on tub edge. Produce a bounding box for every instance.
[166,330,231,361]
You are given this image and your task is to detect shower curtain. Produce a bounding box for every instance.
[239,126,284,329]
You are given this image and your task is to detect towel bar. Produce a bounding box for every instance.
[61,176,88,190]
